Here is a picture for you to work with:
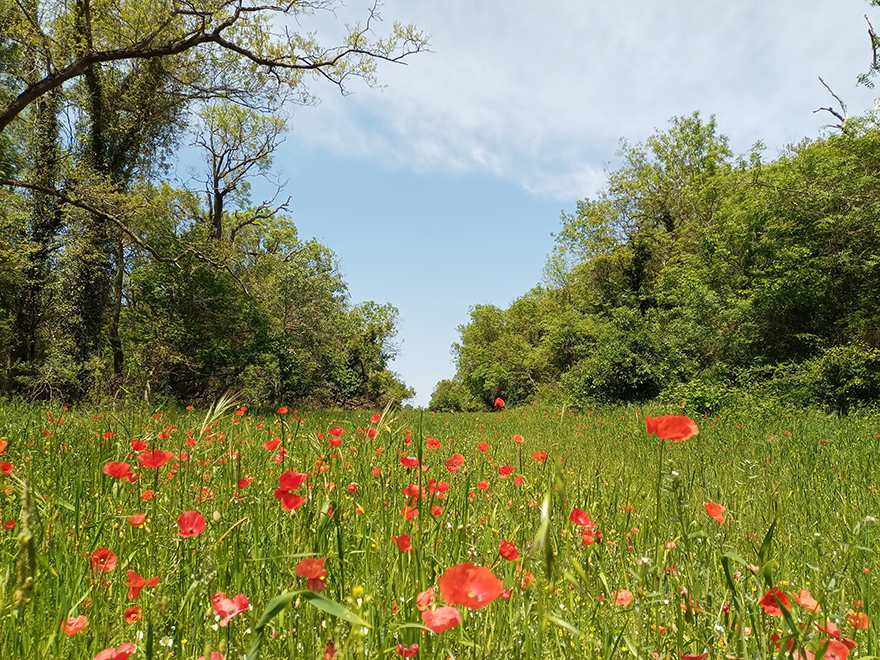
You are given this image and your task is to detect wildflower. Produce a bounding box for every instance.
[128,514,147,527]
[131,439,147,452]
[64,615,89,635]
[392,533,413,553]
[136,449,174,469]
[824,640,851,660]
[103,462,133,479]
[1,461,14,474]
[367,428,378,439]
[848,611,870,629]
[645,415,698,441]
[126,570,160,598]
[102,431,116,440]
[370,413,382,423]
[477,481,489,490]
[531,451,548,461]
[759,587,790,616]
[211,592,250,626]
[427,438,441,449]
[792,590,821,612]
[329,427,344,437]
[438,562,504,610]
[499,539,520,561]
[416,587,434,611]
[421,606,461,633]
[494,398,504,408]
[512,434,524,444]
[277,407,288,414]
[124,606,143,623]
[274,471,308,511]
[569,508,595,529]
[498,465,513,478]
[296,557,327,593]
[445,454,465,473]
[401,456,419,468]
[704,502,726,523]
[94,644,137,660]
[177,510,206,537]
[613,590,633,606]
[90,547,117,573]
[478,442,489,452]
[679,653,708,660]
[396,643,419,657]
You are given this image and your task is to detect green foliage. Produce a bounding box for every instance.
[428,378,478,412]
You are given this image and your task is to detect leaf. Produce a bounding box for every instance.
[545,614,583,638]
[301,591,370,628]
[253,591,302,632]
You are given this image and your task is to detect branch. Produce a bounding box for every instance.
[814,76,849,132]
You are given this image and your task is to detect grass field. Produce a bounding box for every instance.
[0,399,876,659]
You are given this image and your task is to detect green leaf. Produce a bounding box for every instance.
[545,614,583,638]
[301,591,370,628]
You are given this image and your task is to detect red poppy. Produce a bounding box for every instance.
[512,434,524,444]
[126,570,160,598]
[103,462,133,480]
[64,615,89,635]
[824,640,851,660]
[263,439,281,451]
[477,481,489,490]
[416,587,434,611]
[274,472,308,511]
[277,407,288,414]
[792,589,821,612]
[177,511,206,537]
[478,442,489,451]
[128,514,146,527]
[498,465,513,478]
[131,439,147,452]
[569,508,595,528]
[296,557,327,593]
[848,611,870,629]
[494,397,505,408]
[396,643,419,657]
[531,451,548,461]
[499,539,519,560]
[124,606,143,623]
[679,654,708,660]
[367,428,378,439]
[137,450,174,469]
[102,431,116,440]
[401,456,419,468]
[370,413,382,423]
[438,562,504,610]
[446,454,465,472]
[329,427,344,437]
[421,606,461,633]
[613,589,633,606]
[94,643,137,660]
[1,461,13,475]
[427,438,441,449]
[431,506,443,516]
[760,587,791,616]
[704,502,726,523]
[211,592,250,626]
[4,520,15,530]
[645,415,699,441]
[90,547,117,573]
[392,533,412,553]
[372,467,381,477]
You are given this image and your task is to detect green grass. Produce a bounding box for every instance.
[0,400,876,659]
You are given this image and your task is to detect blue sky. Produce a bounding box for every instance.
[264,0,880,406]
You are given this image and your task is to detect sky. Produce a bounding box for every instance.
[260,0,880,407]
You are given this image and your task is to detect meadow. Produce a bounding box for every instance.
[0,399,876,660]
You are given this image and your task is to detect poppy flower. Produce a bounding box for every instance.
[296,557,327,592]
[103,462,132,479]
[128,514,146,527]
[370,413,382,423]
[64,615,89,635]
[177,511,206,537]
[498,465,513,478]
[494,398,505,408]
[704,502,726,523]
[94,644,137,660]
[478,442,489,452]
[263,439,281,451]
[760,587,791,616]
[792,589,821,612]
[848,611,870,629]
[613,589,633,606]
[329,427,344,437]
[679,654,708,660]
[438,562,504,610]
[569,508,595,528]
[396,643,419,657]
[274,472,308,511]
[366,428,378,439]
[645,415,699,441]
[124,606,143,623]
[824,640,851,660]
[512,434,524,444]
[416,587,434,611]
[499,539,519,560]
[392,533,413,553]
[277,407,288,414]
[90,547,117,573]
[421,606,461,633]
[445,454,465,472]
[137,449,174,469]
[427,438,441,449]
[211,592,250,626]
[477,481,489,490]
[531,452,548,461]
[126,570,160,598]
[1,461,13,475]
[131,439,147,452]
[401,456,419,468]
[102,431,116,440]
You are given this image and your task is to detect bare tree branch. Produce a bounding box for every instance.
[814,76,850,132]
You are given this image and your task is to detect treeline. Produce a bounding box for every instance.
[432,113,880,414]
[0,2,426,407]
